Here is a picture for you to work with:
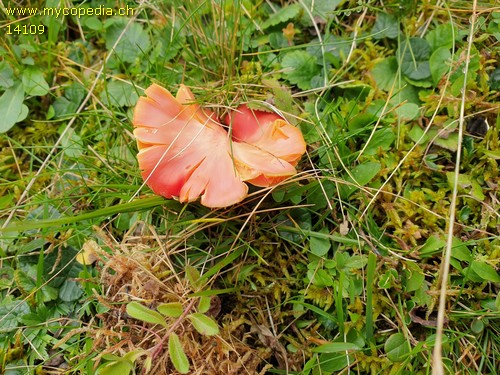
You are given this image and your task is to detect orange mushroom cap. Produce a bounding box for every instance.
[132,84,306,208]
[225,105,306,186]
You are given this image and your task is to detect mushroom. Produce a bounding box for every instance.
[133,84,306,208]
[226,104,306,187]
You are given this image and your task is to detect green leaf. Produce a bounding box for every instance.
[60,127,83,158]
[470,261,500,282]
[0,83,25,133]
[446,172,485,201]
[14,269,36,294]
[123,349,149,364]
[378,269,398,289]
[489,68,500,90]
[185,265,202,290]
[0,298,30,330]
[102,80,139,107]
[188,313,219,336]
[429,47,452,85]
[22,67,50,96]
[84,16,103,31]
[126,302,167,328]
[451,237,472,262]
[261,4,301,29]
[426,23,455,51]
[310,228,331,256]
[384,332,410,362]
[364,128,396,155]
[398,37,432,81]
[281,51,321,90]
[97,360,133,375]
[372,57,398,91]
[308,268,334,288]
[405,262,425,292]
[0,61,15,89]
[312,342,360,353]
[394,102,420,120]
[339,162,381,198]
[420,235,446,257]
[169,333,190,374]
[372,12,400,39]
[58,280,83,302]
[157,302,183,318]
[105,19,151,63]
[319,352,350,372]
[343,255,368,270]
[197,296,211,314]
[301,0,342,22]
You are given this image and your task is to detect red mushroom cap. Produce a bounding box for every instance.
[132,84,306,207]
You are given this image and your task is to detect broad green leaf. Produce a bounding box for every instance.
[429,47,452,85]
[281,51,321,90]
[0,298,30,330]
[405,262,425,293]
[319,352,351,372]
[97,359,133,375]
[446,172,485,201]
[470,261,500,282]
[58,280,83,302]
[169,333,189,374]
[126,302,167,328]
[60,127,83,158]
[301,0,342,22]
[101,80,139,107]
[261,4,301,29]
[197,296,211,314]
[364,128,396,155]
[372,12,400,39]
[372,57,398,91]
[310,228,331,257]
[0,61,15,89]
[394,102,420,120]
[471,318,484,334]
[489,67,500,90]
[22,67,50,96]
[188,313,219,336]
[14,269,36,294]
[308,268,334,288]
[451,237,472,262]
[343,255,368,270]
[397,37,432,81]
[420,235,446,257]
[53,97,79,118]
[426,23,455,51]
[105,19,151,63]
[384,332,410,362]
[0,83,25,133]
[123,349,149,363]
[84,16,103,31]
[157,302,183,318]
[101,354,123,361]
[339,162,381,198]
[312,342,360,353]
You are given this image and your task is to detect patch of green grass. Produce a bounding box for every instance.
[1,0,499,374]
